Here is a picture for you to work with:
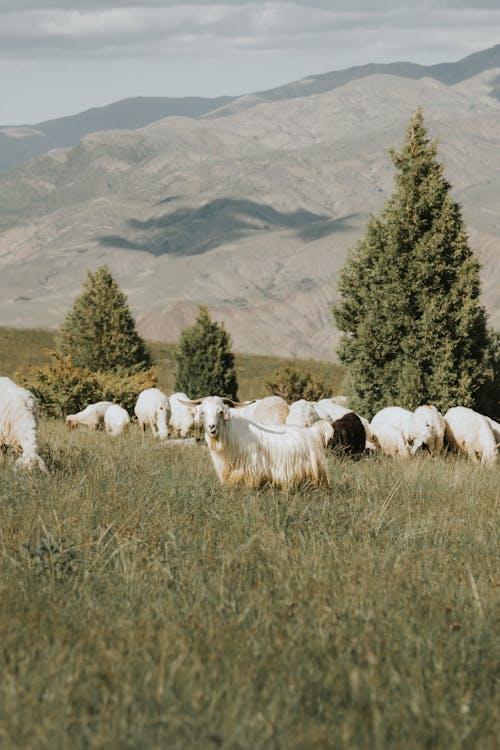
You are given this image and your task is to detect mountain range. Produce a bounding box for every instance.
[1,44,499,360]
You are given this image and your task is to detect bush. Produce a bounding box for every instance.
[18,351,157,418]
[264,366,329,402]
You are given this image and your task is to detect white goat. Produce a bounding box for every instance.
[371,406,413,432]
[230,396,289,425]
[405,405,446,455]
[444,406,498,465]
[315,399,351,422]
[0,377,47,471]
[104,404,130,436]
[286,399,322,428]
[369,422,410,458]
[181,395,329,489]
[66,401,113,430]
[168,392,199,437]
[134,388,170,439]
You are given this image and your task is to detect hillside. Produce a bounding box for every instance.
[0,70,499,360]
[1,44,499,173]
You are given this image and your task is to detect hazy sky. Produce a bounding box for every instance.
[1,1,499,124]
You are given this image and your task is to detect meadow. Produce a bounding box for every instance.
[0,328,499,749]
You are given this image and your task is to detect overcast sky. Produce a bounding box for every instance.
[1,1,499,125]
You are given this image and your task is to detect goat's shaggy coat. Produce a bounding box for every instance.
[0,377,47,471]
[286,399,322,428]
[444,406,497,465]
[406,405,446,455]
[66,401,113,429]
[168,392,198,437]
[104,404,130,436]
[185,396,329,489]
[330,412,366,457]
[134,388,170,439]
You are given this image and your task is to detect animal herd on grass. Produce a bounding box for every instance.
[1,376,498,485]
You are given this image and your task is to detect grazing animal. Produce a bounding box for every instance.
[104,404,130,436]
[0,377,47,471]
[330,411,366,457]
[181,395,329,489]
[369,422,410,458]
[286,399,322,428]
[231,396,289,425]
[168,392,199,437]
[485,416,500,444]
[406,405,446,455]
[315,399,351,422]
[66,401,113,430]
[444,406,497,465]
[134,388,170,439]
[371,406,413,432]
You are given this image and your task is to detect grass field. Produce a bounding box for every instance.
[0,420,498,749]
[0,326,344,400]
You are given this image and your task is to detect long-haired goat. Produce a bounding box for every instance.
[181,396,329,489]
[0,377,47,472]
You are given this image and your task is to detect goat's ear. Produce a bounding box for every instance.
[228,399,255,408]
[223,405,231,421]
[179,398,202,407]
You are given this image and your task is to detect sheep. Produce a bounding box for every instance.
[286,399,322,428]
[66,401,113,430]
[0,377,47,472]
[168,392,199,437]
[444,406,497,465]
[180,395,329,489]
[104,404,130,436]
[369,422,410,458]
[134,388,170,439]
[405,404,446,455]
[330,412,366,457]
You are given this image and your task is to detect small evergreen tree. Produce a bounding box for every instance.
[57,266,152,374]
[174,305,238,399]
[332,109,491,416]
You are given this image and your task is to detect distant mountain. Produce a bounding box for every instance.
[0,96,235,172]
[208,43,500,116]
[0,70,498,360]
[1,44,500,173]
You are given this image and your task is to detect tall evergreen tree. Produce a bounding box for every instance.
[332,109,491,416]
[174,305,238,399]
[57,266,152,374]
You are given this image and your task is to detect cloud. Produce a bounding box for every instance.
[1,2,499,62]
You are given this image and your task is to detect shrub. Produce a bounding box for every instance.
[18,351,157,418]
[264,366,329,402]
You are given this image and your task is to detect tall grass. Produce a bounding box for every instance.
[0,421,498,749]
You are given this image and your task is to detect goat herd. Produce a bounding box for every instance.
[1,376,498,487]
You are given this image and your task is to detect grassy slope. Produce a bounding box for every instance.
[0,326,344,400]
[0,423,498,749]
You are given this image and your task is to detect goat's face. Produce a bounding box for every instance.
[198,397,231,437]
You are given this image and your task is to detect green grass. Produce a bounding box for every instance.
[1,326,344,400]
[0,421,498,749]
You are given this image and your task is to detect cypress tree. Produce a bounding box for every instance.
[174,305,238,399]
[57,266,152,374]
[332,108,491,416]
